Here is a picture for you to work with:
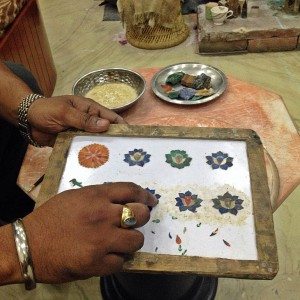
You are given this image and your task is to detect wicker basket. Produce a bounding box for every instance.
[126,15,189,49]
[120,1,190,50]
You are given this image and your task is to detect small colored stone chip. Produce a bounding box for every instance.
[166,72,185,86]
[192,73,211,90]
[167,90,180,99]
[179,88,196,100]
[181,74,197,88]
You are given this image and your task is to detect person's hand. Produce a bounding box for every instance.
[27,95,126,146]
[23,183,158,283]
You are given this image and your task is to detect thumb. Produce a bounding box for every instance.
[65,107,110,132]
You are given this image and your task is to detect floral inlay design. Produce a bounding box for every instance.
[145,188,161,201]
[124,149,151,167]
[165,150,192,169]
[78,144,109,168]
[212,192,244,215]
[69,178,83,188]
[206,151,233,170]
[175,191,203,213]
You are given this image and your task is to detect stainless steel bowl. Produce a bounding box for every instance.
[72,68,146,113]
[151,62,227,105]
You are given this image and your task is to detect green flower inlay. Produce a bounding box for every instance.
[165,150,192,169]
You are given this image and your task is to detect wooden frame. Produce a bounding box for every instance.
[38,125,278,279]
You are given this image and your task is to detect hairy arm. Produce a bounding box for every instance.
[0,61,32,125]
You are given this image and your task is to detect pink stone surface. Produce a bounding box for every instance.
[18,68,300,211]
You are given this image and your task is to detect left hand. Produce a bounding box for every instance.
[27,95,126,146]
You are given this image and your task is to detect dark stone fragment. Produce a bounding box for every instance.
[193,73,211,89]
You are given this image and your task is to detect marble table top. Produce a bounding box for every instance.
[18,67,300,212]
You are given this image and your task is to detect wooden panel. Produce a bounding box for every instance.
[37,125,278,279]
[0,0,56,97]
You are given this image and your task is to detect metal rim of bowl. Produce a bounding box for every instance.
[151,62,227,105]
[72,68,146,111]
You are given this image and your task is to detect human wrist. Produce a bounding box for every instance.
[18,94,45,147]
[0,224,24,285]
[12,219,37,289]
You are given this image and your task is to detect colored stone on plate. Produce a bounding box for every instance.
[161,84,173,93]
[190,95,203,101]
[179,88,196,100]
[181,74,197,88]
[196,88,214,97]
[168,90,180,99]
[166,72,185,85]
[192,73,211,90]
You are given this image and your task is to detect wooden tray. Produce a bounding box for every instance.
[38,125,278,279]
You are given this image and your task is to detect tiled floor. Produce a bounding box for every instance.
[0,1,299,299]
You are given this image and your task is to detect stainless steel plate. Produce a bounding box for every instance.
[151,63,227,105]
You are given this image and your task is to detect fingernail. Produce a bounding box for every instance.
[153,197,159,206]
[96,118,108,127]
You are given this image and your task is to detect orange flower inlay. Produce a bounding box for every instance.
[78,144,109,168]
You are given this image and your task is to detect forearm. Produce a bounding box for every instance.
[0,224,23,285]
[0,61,32,125]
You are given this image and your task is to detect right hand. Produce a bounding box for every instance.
[23,182,158,283]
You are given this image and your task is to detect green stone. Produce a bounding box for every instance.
[166,72,185,86]
[167,91,180,99]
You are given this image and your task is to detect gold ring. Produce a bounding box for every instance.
[121,205,137,228]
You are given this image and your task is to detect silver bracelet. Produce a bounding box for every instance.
[12,219,36,290]
[18,93,45,148]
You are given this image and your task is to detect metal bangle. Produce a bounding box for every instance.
[12,219,36,290]
[17,93,45,148]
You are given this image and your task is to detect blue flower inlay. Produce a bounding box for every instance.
[145,188,161,201]
[212,192,244,215]
[124,149,151,167]
[175,191,203,213]
[206,151,233,170]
